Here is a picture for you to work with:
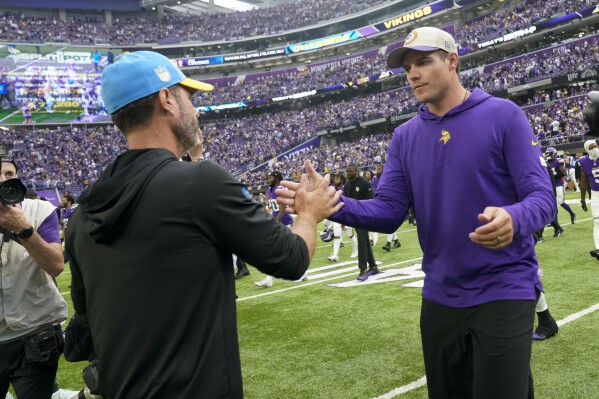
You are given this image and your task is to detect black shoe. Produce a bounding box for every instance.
[382,242,391,252]
[553,228,564,238]
[590,250,599,260]
[392,239,401,249]
[340,242,345,248]
[235,268,250,280]
[571,214,576,224]
[532,318,559,341]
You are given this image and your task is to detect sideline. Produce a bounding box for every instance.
[370,302,599,398]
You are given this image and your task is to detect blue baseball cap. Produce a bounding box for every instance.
[102,51,213,114]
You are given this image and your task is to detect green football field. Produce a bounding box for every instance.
[0,108,82,124]
[51,191,599,398]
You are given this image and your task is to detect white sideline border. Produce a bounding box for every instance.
[370,302,599,399]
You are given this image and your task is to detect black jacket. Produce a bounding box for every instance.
[343,176,373,201]
[66,149,308,398]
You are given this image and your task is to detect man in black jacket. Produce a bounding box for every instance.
[344,164,379,281]
[65,51,342,399]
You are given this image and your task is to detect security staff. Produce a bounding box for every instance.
[344,164,379,281]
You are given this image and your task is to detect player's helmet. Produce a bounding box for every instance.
[269,171,284,181]
[545,147,557,160]
[320,227,334,242]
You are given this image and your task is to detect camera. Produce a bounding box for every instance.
[0,178,27,205]
[0,142,26,205]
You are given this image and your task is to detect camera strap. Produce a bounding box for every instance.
[0,226,21,245]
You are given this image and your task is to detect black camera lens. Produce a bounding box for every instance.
[0,178,27,205]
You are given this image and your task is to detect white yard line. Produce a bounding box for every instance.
[237,257,423,301]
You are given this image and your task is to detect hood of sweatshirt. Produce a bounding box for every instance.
[417,88,491,122]
[76,148,176,244]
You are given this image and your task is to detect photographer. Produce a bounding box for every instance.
[0,158,67,399]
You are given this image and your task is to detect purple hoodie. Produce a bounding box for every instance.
[329,89,556,307]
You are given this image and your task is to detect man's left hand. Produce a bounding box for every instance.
[0,202,29,232]
[468,206,514,249]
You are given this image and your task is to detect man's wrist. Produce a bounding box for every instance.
[16,225,34,240]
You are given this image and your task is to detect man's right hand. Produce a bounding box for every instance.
[276,160,329,209]
[581,200,588,212]
[276,160,343,220]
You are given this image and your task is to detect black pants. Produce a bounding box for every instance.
[0,93,13,107]
[355,228,376,271]
[421,298,536,399]
[0,338,58,399]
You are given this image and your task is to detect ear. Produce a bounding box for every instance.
[156,87,177,116]
[448,53,459,69]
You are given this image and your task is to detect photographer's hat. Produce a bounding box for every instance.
[387,27,457,69]
[102,51,213,114]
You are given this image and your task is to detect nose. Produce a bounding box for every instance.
[407,67,419,82]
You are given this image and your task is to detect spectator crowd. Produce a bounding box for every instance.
[0,0,593,47]
[0,0,596,196]
[1,89,590,195]
[0,0,388,45]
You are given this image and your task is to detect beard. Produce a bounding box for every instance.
[173,101,199,154]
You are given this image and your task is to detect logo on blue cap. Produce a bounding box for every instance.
[155,66,172,82]
[101,51,213,115]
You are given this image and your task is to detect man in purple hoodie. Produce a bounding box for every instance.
[278,27,556,399]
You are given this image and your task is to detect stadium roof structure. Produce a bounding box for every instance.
[144,0,272,13]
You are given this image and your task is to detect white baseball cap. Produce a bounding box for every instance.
[387,27,458,69]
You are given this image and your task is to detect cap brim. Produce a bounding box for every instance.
[387,46,447,69]
[180,77,213,92]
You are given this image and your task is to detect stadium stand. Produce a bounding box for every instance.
[0,0,597,196]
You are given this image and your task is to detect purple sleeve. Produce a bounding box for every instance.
[37,211,61,244]
[501,106,557,236]
[329,132,410,233]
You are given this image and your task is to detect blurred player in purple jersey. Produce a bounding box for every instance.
[277,27,556,399]
[578,139,599,260]
[563,151,579,192]
[60,195,76,225]
[532,266,559,341]
[545,147,577,225]
[534,161,565,241]
[255,171,299,287]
